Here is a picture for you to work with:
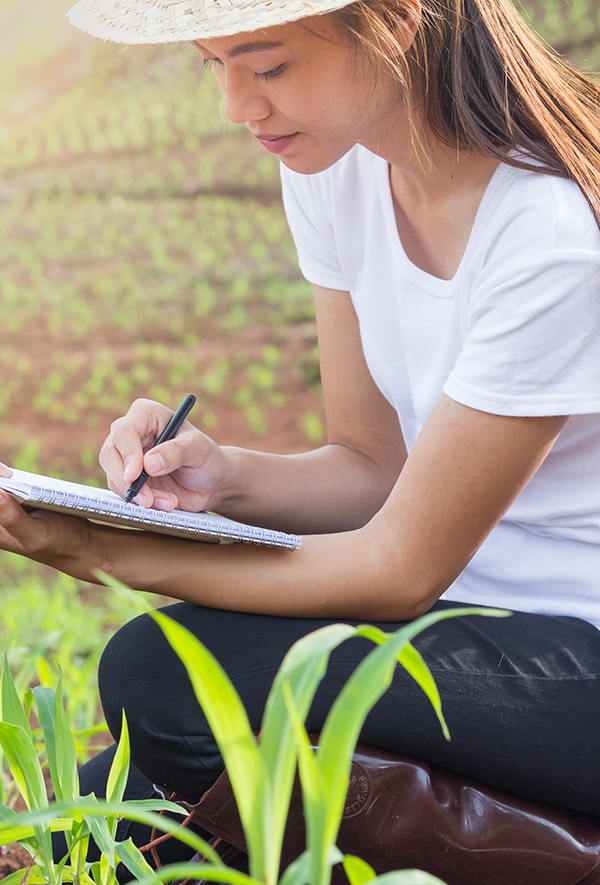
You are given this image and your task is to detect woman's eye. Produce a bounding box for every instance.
[254,63,286,82]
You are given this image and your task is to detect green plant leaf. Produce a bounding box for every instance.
[81,794,117,867]
[107,710,130,805]
[54,676,79,802]
[106,709,131,841]
[1,651,32,738]
[88,860,103,882]
[115,837,156,879]
[0,818,72,846]
[33,685,61,799]
[0,722,47,811]
[396,643,449,741]
[279,847,344,885]
[0,798,222,862]
[58,819,91,884]
[132,862,264,885]
[151,612,267,877]
[259,624,357,884]
[312,609,508,884]
[95,571,155,615]
[353,629,450,740]
[282,680,322,807]
[343,855,377,885]
[24,687,35,718]
[0,801,18,823]
[281,679,328,885]
[279,849,311,885]
[0,868,51,885]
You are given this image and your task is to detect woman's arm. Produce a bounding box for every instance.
[99,287,407,535]
[0,285,566,620]
[0,395,564,621]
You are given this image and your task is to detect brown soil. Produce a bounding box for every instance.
[0,313,325,483]
[1,843,32,880]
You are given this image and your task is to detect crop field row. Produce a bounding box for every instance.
[0,19,327,481]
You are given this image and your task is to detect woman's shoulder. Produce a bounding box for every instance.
[482,160,600,253]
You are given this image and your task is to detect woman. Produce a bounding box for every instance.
[1,0,600,871]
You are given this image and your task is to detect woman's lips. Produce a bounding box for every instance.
[255,133,298,154]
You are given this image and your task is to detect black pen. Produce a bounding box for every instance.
[125,394,197,504]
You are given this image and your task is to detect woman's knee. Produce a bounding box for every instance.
[97,602,275,797]
[98,606,193,738]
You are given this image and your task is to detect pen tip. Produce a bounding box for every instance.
[125,490,134,504]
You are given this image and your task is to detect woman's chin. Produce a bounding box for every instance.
[279,144,355,175]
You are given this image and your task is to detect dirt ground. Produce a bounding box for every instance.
[0,315,325,477]
[1,843,31,879]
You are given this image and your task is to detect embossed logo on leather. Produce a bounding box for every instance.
[343,760,373,818]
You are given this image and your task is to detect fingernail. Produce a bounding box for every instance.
[146,452,166,473]
[123,463,137,483]
[133,490,151,507]
[153,496,173,512]
[0,491,8,504]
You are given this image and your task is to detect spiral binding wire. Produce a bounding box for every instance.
[30,485,301,550]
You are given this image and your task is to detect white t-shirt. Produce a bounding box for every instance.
[281,144,600,627]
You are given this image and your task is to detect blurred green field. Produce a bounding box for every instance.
[0,0,598,480]
[0,0,325,489]
[0,0,599,808]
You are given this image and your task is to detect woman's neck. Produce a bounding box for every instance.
[362,108,505,279]
[362,99,502,205]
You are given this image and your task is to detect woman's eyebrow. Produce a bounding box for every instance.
[193,39,284,58]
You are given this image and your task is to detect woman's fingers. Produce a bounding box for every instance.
[99,399,233,511]
[0,491,97,580]
[0,490,25,554]
[100,399,174,494]
[0,491,53,556]
[143,430,212,475]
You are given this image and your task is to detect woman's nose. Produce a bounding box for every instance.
[223,73,270,125]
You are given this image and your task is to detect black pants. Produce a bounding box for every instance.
[73,599,600,872]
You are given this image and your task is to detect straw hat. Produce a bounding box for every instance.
[67,0,357,44]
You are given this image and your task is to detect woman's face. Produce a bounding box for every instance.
[194,16,406,174]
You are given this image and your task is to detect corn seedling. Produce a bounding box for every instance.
[0,655,217,885]
[125,604,509,885]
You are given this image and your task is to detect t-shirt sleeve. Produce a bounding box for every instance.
[443,182,600,417]
[280,163,349,291]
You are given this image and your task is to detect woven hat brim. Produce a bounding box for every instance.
[67,0,356,44]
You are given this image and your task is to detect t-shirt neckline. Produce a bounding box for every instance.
[377,153,511,295]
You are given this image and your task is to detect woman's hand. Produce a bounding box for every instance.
[99,399,237,513]
[0,463,97,577]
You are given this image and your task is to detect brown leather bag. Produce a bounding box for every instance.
[189,742,600,885]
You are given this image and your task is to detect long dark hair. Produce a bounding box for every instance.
[334,0,600,225]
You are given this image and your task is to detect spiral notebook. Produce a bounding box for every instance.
[0,468,302,551]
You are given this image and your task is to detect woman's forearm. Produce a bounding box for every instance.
[88,518,424,621]
[216,443,402,534]
[0,485,421,621]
